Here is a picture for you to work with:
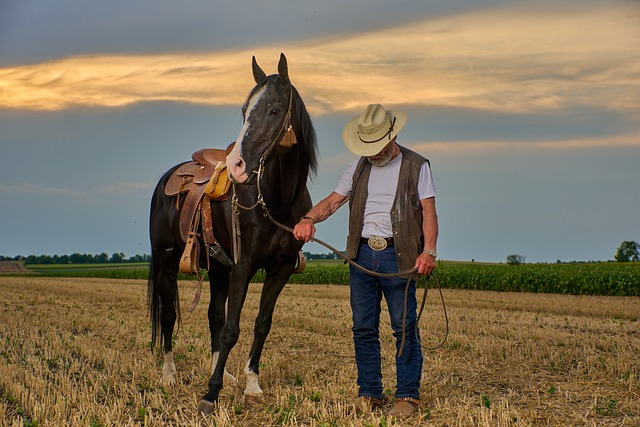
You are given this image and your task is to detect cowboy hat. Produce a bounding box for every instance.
[342,104,407,156]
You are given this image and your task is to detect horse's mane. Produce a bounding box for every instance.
[242,76,319,178]
[291,85,318,178]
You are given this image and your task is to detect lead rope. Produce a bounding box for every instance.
[258,204,449,354]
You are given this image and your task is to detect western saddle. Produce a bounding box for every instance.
[164,143,307,277]
[164,144,234,274]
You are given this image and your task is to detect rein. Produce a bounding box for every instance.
[261,208,449,354]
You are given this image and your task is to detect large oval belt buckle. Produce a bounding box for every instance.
[367,236,387,251]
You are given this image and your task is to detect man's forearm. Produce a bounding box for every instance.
[421,198,438,252]
[304,192,348,224]
[423,218,438,251]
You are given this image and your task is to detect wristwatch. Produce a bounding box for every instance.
[423,248,437,258]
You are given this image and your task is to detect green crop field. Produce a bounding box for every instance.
[433,261,640,296]
[10,260,640,296]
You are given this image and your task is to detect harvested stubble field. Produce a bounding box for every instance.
[0,277,638,427]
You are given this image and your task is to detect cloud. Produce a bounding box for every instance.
[408,132,640,153]
[0,183,88,198]
[97,182,155,194]
[0,4,638,115]
[0,52,252,110]
[0,182,154,197]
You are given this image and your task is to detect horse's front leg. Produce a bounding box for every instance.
[244,261,295,405]
[198,265,253,415]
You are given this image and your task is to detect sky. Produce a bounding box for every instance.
[1,0,639,263]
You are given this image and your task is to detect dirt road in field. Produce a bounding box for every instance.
[0,261,30,273]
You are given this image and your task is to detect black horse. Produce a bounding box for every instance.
[148,53,318,414]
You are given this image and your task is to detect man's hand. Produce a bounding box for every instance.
[293,218,316,242]
[414,252,436,276]
[292,192,348,243]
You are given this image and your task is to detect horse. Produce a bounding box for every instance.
[147,53,318,414]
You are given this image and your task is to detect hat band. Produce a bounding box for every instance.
[358,117,396,144]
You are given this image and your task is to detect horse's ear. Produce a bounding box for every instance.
[277,53,290,85]
[252,56,267,84]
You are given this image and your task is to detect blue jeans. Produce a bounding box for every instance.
[349,242,423,400]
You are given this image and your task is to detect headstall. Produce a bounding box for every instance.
[230,85,295,263]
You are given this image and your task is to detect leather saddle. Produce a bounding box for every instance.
[163,142,307,277]
[165,143,234,274]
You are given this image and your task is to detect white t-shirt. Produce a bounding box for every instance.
[334,153,436,238]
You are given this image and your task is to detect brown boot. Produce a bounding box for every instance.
[388,397,420,417]
[353,396,384,413]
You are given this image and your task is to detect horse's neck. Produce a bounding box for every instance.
[263,153,308,208]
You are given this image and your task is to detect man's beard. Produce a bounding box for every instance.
[367,144,396,167]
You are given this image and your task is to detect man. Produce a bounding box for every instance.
[293,104,438,417]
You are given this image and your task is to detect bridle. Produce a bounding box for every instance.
[230,83,295,263]
[257,84,296,169]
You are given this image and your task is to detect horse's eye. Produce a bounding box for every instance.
[269,108,281,116]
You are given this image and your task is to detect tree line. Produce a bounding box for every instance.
[302,251,341,260]
[0,253,151,264]
[1,251,339,264]
[3,241,636,265]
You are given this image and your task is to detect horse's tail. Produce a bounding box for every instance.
[147,172,182,352]
[147,251,161,351]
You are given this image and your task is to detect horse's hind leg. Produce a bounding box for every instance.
[157,247,181,386]
[244,263,294,404]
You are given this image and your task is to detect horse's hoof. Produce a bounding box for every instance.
[244,393,263,407]
[197,399,217,415]
[162,374,176,387]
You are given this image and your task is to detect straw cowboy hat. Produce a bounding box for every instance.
[342,104,407,156]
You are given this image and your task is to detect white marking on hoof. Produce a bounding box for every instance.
[211,351,237,384]
[197,399,217,415]
[225,369,238,384]
[244,360,263,397]
[162,351,176,386]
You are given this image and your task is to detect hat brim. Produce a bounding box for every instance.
[342,110,407,156]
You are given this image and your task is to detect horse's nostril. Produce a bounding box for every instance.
[235,159,244,169]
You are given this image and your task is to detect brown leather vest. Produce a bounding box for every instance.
[345,145,428,278]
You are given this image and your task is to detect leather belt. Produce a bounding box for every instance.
[361,236,394,251]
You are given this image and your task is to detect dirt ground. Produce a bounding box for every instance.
[1,276,639,426]
[0,261,30,273]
